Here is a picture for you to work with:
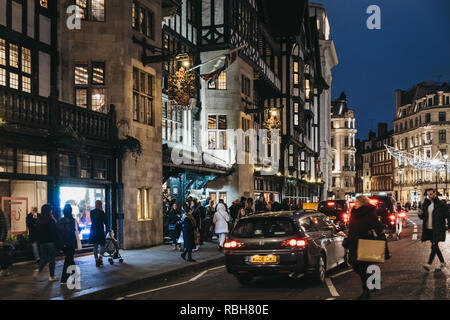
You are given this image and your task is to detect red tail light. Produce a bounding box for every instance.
[342,212,350,223]
[326,202,335,207]
[369,199,379,206]
[389,214,396,225]
[281,238,307,248]
[224,240,245,249]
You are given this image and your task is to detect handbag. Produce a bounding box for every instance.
[75,222,82,251]
[357,238,385,263]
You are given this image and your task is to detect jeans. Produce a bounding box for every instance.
[218,233,228,247]
[39,242,56,277]
[428,242,445,265]
[31,242,40,262]
[93,243,105,260]
[61,247,75,283]
[353,261,370,292]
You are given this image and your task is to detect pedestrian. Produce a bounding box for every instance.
[168,203,181,251]
[214,199,230,250]
[418,188,450,272]
[255,193,267,212]
[245,198,254,215]
[229,199,240,224]
[235,207,248,227]
[26,207,40,265]
[89,200,110,267]
[191,200,202,251]
[345,195,383,300]
[33,204,58,282]
[0,208,12,277]
[56,204,80,285]
[181,207,197,262]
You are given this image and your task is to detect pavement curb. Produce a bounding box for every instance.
[52,256,225,300]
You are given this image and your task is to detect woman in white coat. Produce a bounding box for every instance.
[213,199,230,250]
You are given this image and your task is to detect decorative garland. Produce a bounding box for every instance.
[385,145,449,172]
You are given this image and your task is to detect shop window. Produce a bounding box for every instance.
[133,68,153,125]
[17,150,48,175]
[75,63,107,113]
[0,147,14,173]
[208,115,227,150]
[59,154,77,178]
[137,187,152,221]
[219,192,227,204]
[209,192,217,206]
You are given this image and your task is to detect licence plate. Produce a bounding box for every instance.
[329,216,336,220]
[250,255,278,264]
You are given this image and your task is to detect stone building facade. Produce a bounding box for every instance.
[392,82,450,204]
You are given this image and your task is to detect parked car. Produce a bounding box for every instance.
[369,196,402,239]
[224,211,348,285]
[318,200,350,229]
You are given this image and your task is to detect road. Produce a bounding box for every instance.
[113,213,450,300]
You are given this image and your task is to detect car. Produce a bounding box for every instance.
[224,211,348,285]
[318,200,350,228]
[368,196,402,239]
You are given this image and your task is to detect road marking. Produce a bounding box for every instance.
[325,278,340,297]
[407,218,419,240]
[116,265,226,300]
[330,269,353,278]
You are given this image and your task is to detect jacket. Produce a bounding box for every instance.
[419,198,450,243]
[213,203,230,234]
[182,214,196,250]
[34,217,58,244]
[56,217,78,249]
[347,204,383,265]
[168,209,181,225]
[89,209,109,245]
[26,213,39,243]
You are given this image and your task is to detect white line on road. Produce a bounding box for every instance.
[330,269,353,279]
[325,278,340,297]
[116,265,225,300]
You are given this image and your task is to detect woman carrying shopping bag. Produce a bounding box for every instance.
[346,195,383,300]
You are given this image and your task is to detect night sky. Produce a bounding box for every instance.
[316,0,450,139]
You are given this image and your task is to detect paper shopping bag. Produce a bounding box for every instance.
[357,239,385,263]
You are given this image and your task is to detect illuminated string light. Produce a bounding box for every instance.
[385,145,449,172]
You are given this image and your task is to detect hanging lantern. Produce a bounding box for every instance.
[168,54,197,111]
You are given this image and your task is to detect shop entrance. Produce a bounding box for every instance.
[59,186,105,244]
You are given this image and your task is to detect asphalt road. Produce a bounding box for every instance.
[113,213,450,300]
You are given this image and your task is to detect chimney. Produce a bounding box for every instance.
[378,123,388,138]
[395,89,403,114]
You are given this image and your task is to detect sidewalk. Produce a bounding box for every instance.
[0,242,224,300]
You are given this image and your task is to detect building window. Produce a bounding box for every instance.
[59,154,77,177]
[93,159,107,180]
[439,112,446,122]
[76,0,105,22]
[132,1,155,39]
[241,75,251,97]
[425,113,431,123]
[162,101,183,143]
[0,147,14,173]
[0,39,32,93]
[137,187,152,221]
[80,157,92,179]
[344,136,348,147]
[74,63,107,113]
[242,117,250,153]
[208,72,227,90]
[293,61,299,86]
[208,115,227,150]
[289,144,294,167]
[186,0,196,24]
[294,103,299,126]
[305,78,311,100]
[17,150,48,175]
[439,130,446,144]
[133,68,153,125]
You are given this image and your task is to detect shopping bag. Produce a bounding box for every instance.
[357,239,385,263]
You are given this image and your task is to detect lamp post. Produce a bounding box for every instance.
[399,168,404,205]
[444,154,449,200]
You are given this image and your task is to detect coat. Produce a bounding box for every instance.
[89,209,109,245]
[182,214,196,250]
[56,217,78,250]
[213,203,230,234]
[34,217,58,244]
[26,213,39,243]
[419,198,450,243]
[347,204,383,265]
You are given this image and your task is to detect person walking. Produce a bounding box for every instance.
[26,207,40,265]
[33,204,58,282]
[245,198,254,215]
[89,200,110,267]
[181,207,197,262]
[346,195,383,300]
[56,204,79,285]
[214,199,230,250]
[419,188,450,272]
[0,208,12,277]
[168,203,181,251]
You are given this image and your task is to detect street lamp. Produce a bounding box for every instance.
[444,154,448,200]
[399,169,404,205]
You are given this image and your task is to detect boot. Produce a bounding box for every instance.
[357,289,370,300]
[95,258,101,267]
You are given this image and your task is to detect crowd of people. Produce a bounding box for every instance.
[0,200,110,285]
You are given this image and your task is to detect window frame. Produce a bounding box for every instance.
[74,62,107,113]
[133,67,154,126]
[0,38,33,93]
[208,115,227,150]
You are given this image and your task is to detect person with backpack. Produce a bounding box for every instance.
[33,204,58,282]
[57,204,80,285]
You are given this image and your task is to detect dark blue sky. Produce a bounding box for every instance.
[317,0,450,139]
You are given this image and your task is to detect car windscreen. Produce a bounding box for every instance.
[232,217,297,238]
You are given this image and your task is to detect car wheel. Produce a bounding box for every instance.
[235,274,253,286]
[307,255,326,284]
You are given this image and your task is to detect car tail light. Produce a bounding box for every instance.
[281,238,307,248]
[327,202,335,207]
[369,199,379,206]
[224,240,245,249]
[389,214,396,225]
[398,212,406,218]
[342,212,350,223]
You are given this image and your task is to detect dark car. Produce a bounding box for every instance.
[224,211,348,285]
[318,200,350,228]
[368,196,402,239]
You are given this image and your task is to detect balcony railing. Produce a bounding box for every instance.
[0,87,113,142]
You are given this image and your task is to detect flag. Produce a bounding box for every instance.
[201,50,238,86]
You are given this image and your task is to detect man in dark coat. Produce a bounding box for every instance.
[26,207,40,264]
[419,188,450,271]
[181,208,196,262]
[89,200,110,267]
[57,204,78,284]
[346,196,383,300]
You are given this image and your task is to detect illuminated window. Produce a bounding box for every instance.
[74,63,108,113]
[208,115,227,150]
[92,63,105,84]
[137,187,152,221]
[293,61,299,85]
[91,88,106,113]
[22,48,31,74]
[294,103,299,126]
[75,65,89,85]
[0,147,14,173]
[22,76,31,93]
[9,44,19,68]
[76,0,88,20]
[132,1,155,39]
[9,72,19,89]
[0,39,5,65]
[17,149,48,175]
[0,69,5,86]
[91,0,105,21]
[76,88,88,109]
[208,72,227,90]
[305,79,311,100]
